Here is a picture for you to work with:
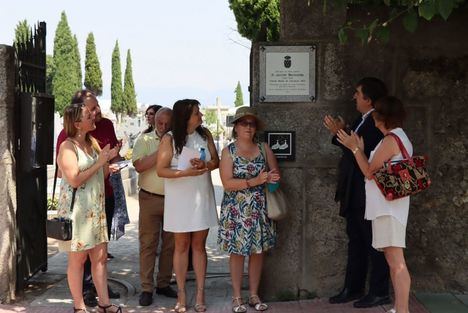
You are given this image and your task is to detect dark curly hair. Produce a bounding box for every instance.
[171,99,207,155]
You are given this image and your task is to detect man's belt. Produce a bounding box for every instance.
[140,188,164,197]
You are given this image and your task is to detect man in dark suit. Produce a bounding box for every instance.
[324,77,391,308]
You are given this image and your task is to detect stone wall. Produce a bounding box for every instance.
[252,1,468,299]
[0,45,17,302]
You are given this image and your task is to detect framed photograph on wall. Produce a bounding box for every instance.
[264,131,295,161]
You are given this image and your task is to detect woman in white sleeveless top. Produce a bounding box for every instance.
[337,96,412,313]
[157,99,219,313]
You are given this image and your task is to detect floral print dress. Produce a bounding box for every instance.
[218,142,276,256]
[57,142,108,252]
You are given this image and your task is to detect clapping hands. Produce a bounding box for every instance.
[98,144,111,166]
[336,129,364,152]
[324,115,345,135]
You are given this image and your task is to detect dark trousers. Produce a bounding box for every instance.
[83,196,115,291]
[343,207,389,296]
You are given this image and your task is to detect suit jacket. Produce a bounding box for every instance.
[333,114,383,217]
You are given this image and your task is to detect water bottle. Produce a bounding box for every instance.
[199,147,206,161]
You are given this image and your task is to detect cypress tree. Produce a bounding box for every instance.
[123,49,137,116]
[73,34,82,88]
[84,32,103,96]
[234,81,244,107]
[52,11,81,114]
[46,55,55,94]
[111,40,123,120]
[13,19,31,47]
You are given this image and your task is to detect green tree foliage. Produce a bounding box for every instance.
[229,0,280,41]
[13,19,31,47]
[234,81,244,107]
[46,55,55,94]
[72,34,82,88]
[111,40,123,118]
[324,0,468,44]
[52,12,82,115]
[123,49,137,116]
[84,33,103,96]
[204,110,217,125]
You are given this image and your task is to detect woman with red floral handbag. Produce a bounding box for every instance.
[337,96,413,313]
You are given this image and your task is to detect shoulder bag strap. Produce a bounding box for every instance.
[62,139,78,212]
[52,164,58,201]
[387,132,411,160]
[70,188,77,212]
[259,142,269,171]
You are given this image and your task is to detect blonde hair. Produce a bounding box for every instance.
[63,103,101,153]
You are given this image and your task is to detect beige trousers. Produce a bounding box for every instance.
[138,190,174,292]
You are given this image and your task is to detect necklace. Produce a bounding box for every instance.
[70,138,92,155]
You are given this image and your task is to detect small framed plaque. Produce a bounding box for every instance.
[259,45,316,102]
[264,131,295,161]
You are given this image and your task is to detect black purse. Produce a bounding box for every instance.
[46,165,77,241]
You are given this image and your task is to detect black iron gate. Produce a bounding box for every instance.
[14,21,55,291]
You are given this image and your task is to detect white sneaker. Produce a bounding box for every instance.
[386,309,396,313]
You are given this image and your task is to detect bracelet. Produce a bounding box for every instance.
[245,179,251,188]
[352,147,359,155]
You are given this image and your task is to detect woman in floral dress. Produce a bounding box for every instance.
[218,107,280,312]
[57,103,123,313]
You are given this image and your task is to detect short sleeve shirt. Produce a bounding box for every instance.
[132,131,164,195]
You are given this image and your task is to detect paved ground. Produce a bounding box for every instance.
[0,170,459,313]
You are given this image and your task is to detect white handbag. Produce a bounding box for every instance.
[265,186,287,220]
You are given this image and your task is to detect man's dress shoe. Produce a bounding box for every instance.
[329,288,364,304]
[353,294,391,308]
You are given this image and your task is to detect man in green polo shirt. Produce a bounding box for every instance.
[132,107,177,306]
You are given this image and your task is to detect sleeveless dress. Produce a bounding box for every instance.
[365,128,413,226]
[163,131,218,233]
[57,142,108,252]
[218,142,276,256]
[365,128,413,249]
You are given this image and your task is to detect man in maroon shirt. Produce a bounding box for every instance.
[56,90,121,306]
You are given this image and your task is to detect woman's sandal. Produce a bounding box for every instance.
[97,303,123,313]
[232,297,247,313]
[73,309,89,313]
[174,289,187,313]
[174,302,187,313]
[194,287,207,312]
[248,295,268,311]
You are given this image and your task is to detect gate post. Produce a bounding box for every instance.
[0,44,17,302]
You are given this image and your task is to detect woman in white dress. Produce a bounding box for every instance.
[337,96,412,313]
[157,99,219,313]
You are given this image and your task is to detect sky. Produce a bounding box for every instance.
[0,1,251,111]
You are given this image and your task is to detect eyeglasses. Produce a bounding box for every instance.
[237,120,257,128]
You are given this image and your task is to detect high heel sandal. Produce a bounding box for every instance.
[248,295,268,311]
[174,289,187,313]
[194,287,207,312]
[97,303,123,313]
[232,297,247,313]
